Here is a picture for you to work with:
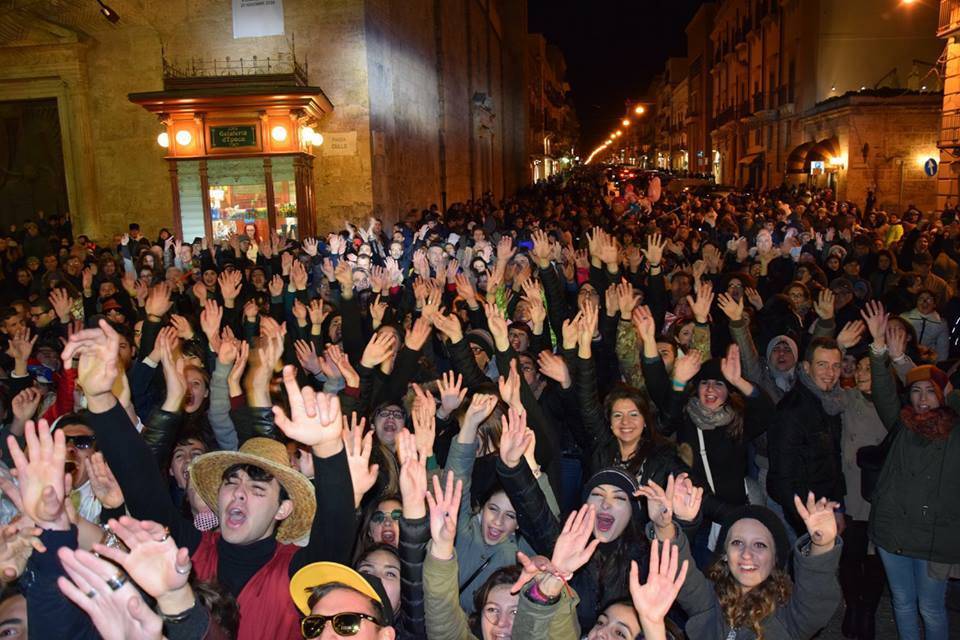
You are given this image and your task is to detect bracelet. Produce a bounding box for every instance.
[672,379,686,390]
[526,580,560,605]
[159,597,197,624]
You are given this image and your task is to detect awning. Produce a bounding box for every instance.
[786,141,815,174]
[805,136,842,165]
[738,152,763,165]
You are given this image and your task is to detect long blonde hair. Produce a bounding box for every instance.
[705,560,792,640]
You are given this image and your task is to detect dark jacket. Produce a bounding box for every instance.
[868,351,960,563]
[767,382,845,535]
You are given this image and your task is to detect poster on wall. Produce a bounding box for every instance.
[232,0,284,38]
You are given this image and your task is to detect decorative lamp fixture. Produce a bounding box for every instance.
[301,126,315,144]
[829,156,845,169]
[271,125,288,142]
[311,132,324,146]
[174,130,192,146]
[157,132,169,148]
[622,119,630,126]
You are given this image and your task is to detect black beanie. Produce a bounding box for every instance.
[692,358,725,387]
[583,467,642,522]
[713,505,791,569]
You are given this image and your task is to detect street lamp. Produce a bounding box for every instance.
[634,105,646,115]
[622,119,630,127]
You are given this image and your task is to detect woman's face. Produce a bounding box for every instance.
[725,518,776,591]
[373,405,404,448]
[578,284,600,309]
[102,260,116,276]
[698,379,729,410]
[479,585,518,640]
[877,254,891,271]
[481,491,518,546]
[587,602,641,640]
[587,484,631,543]
[609,398,644,448]
[855,357,872,394]
[677,322,694,347]
[827,256,840,271]
[726,279,744,302]
[357,549,401,612]
[368,499,402,547]
[184,368,208,413]
[910,380,940,414]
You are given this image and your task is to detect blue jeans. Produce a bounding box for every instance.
[876,546,950,640]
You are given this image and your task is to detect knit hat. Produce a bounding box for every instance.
[905,365,949,403]
[465,329,495,359]
[583,467,642,522]
[713,505,791,569]
[692,358,725,387]
[766,335,799,366]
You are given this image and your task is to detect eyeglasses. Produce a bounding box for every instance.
[376,409,404,420]
[65,435,96,450]
[371,509,402,524]
[481,604,518,626]
[301,612,382,638]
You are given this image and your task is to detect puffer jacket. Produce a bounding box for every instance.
[867,351,960,563]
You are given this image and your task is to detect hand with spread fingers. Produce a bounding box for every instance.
[794,492,839,553]
[629,540,689,640]
[273,365,344,458]
[7,419,71,531]
[426,471,462,560]
[341,413,379,508]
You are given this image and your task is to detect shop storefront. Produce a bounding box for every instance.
[129,59,333,243]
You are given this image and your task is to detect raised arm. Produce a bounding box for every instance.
[862,301,902,430]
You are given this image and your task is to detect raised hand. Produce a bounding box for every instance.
[273,365,344,457]
[635,475,677,531]
[717,292,743,322]
[530,229,553,268]
[460,393,498,443]
[453,273,478,308]
[6,328,36,367]
[550,504,600,578]
[396,428,428,519]
[686,281,714,324]
[720,343,752,395]
[369,294,388,329]
[578,298,599,351]
[745,287,763,311]
[629,540,689,635]
[405,316,433,352]
[226,339,249,396]
[341,414,379,507]
[630,305,656,347]
[49,287,74,322]
[426,471,462,560]
[0,522,44,583]
[860,300,888,347]
[669,472,703,522]
[794,492,839,552]
[411,384,437,459]
[145,282,173,318]
[7,419,69,530]
[199,299,223,344]
[11,387,42,425]
[268,274,284,298]
[483,301,509,350]
[93,516,191,599]
[642,232,666,268]
[497,359,523,412]
[616,282,639,319]
[62,319,122,406]
[436,371,468,419]
[85,452,124,510]
[814,288,835,321]
[561,312,582,350]
[537,350,571,389]
[672,349,702,385]
[498,408,533,469]
[360,331,398,368]
[295,339,323,376]
[837,320,866,350]
[57,547,164,640]
[334,261,354,297]
[169,314,194,341]
[326,344,359,389]
[886,320,907,359]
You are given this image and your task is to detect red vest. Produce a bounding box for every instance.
[191,531,302,640]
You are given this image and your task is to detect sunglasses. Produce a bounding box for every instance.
[301,612,381,638]
[65,435,96,450]
[370,509,402,524]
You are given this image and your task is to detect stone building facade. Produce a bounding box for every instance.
[0,0,545,240]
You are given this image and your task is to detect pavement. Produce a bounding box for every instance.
[815,589,960,639]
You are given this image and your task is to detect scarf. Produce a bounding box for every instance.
[797,366,845,416]
[900,406,956,441]
[685,397,737,431]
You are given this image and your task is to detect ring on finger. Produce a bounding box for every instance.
[106,572,128,591]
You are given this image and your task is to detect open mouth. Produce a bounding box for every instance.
[225,505,247,529]
[485,527,503,543]
[595,513,615,532]
[381,529,397,545]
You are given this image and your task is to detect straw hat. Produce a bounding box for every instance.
[189,437,316,542]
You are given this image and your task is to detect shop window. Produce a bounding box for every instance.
[177,161,206,243]
[208,158,269,243]
[271,156,299,239]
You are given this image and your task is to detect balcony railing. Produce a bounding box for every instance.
[939,1,960,37]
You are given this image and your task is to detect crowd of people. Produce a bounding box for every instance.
[0,167,956,640]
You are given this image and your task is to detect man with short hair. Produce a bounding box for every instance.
[290,562,396,640]
[768,336,847,536]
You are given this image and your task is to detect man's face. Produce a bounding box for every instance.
[169,439,206,490]
[63,424,96,487]
[0,594,26,638]
[803,346,842,392]
[35,346,59,371]
[2,314,25,336]
[508,327,530,354]
[389,242,404,259]
[769,341,796,372]
[656,341,677,373]
[309,588,392,640]
[41,255,57,273]
[65,257,82,276]
[30,306,55,329]
[216,468,292,544]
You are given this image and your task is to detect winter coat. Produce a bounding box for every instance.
[900,308,950,362]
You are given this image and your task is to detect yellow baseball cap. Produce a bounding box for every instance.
[289,562,383,616]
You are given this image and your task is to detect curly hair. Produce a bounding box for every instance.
[705,560,792,640]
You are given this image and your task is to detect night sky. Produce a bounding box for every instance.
[528,0,710,155]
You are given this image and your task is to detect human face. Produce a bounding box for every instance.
[184,368,208,413]
[169,439,206,490]
[910,380,941,414]
[251,270,266,289]
[769,340,796,372]
[65,257,82,276]
[0,594,26,638]
[35,346,59,371]
[470,343,491,370]
[216,468,292,544]
[133,321,144,349]
[725,518,776,592]
[587,484,632,543]
[368,499,401,546]
[373,405,404,448]
[609,398,644,449]
[726,279,744,302]
[508,327,529,353]
[517,355,538,388]
[481,491,518,545]
[917,292,936,315]
[16,270,30,287]
[308,588,390,640]
[389,242,404,260]
[587,602,641,640]
[877,254,891,271]
[357,550,401,612]
[676,322,694,347]
[803,347,842,392]
[854,357,871,394]
[698,379,729,410]
[43,254,58,272]
[63,424,96,487]
[2,314,24,336]
[656,342,676,373]
[30,306,55,329]
[479,585,518,640]
[578,284,600,309]
[786,286,809,312]
[329,316,343,344]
